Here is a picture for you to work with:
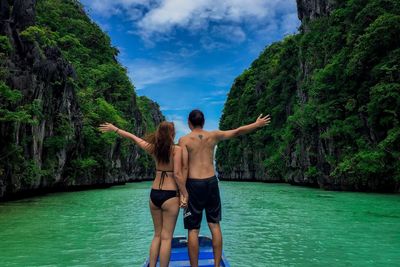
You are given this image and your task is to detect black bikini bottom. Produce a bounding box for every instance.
[150,189,178,208]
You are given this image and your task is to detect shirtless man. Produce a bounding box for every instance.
[178,109,270,267]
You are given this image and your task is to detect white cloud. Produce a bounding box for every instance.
[162,47,199,60]
[83,0,298,43]
[201,96,213,101]
[211,89,227,96]
[123,56,237,90]
[137,0,207,33]
[200,90,228,103]
[200,37,230,51]
[160,106,191,111]
[211,25,246,43]
[134,0,283,43]
[83,0,151,17]
[125,59,193,89]
[197,64,238,87]
[209,100,226,105]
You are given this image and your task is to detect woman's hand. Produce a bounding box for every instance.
[99,122,118,133]
[180,194,188,208]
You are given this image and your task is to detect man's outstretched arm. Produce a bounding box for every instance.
[214,114,271,141]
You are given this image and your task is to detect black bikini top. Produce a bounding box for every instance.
[156,169,173,189]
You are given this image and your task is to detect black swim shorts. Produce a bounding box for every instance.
[184,176,221,230]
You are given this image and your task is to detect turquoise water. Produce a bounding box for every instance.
[0,182,399,266]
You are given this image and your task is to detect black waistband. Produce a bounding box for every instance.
[151,188,178,193]
[187,175,217,182]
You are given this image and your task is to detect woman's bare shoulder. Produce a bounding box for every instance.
[172,145,182,156]
[172,145,182,154]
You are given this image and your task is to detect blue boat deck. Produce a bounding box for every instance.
[143,236,230,267]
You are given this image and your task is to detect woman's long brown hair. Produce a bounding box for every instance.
[145,122,175,164]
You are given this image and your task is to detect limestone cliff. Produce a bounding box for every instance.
[296,0,337,22]
[0,0,164,200]
[216,0,400,192]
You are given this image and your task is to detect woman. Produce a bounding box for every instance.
[98,122,188,267]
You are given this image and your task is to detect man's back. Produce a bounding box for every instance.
[180,129,217,179]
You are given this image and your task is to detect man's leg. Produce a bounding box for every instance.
[208,222,222,267]
[188,229,200,267]
[205,177,222,267]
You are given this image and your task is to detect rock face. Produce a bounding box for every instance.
[145,99,164,127]
[137,95,165,131]
[0,0,83,198]
[0,0,164,200]
[296,0,337,22]
[217,0,400,192]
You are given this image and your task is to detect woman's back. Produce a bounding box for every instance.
[152,146,179,191]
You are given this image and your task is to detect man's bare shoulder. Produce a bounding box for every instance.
[207,130,220,135]
[205,130,220,140]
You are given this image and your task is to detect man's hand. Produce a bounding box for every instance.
[255,114,271,128]
[98,122,118,133]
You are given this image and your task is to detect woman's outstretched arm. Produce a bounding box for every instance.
[99,122,153,154]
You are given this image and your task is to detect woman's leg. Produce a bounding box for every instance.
[149,200,163,267]
[159,197,180,267]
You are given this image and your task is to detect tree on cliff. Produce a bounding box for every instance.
[0,0,163,199]
[217,0,400,192]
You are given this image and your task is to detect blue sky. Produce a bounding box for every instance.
[80,0,300,139]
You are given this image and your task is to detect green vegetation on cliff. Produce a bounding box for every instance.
[35,0,147,176]
[217,0,400,192]
[137,96,164,132]
[0,0,163,199]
